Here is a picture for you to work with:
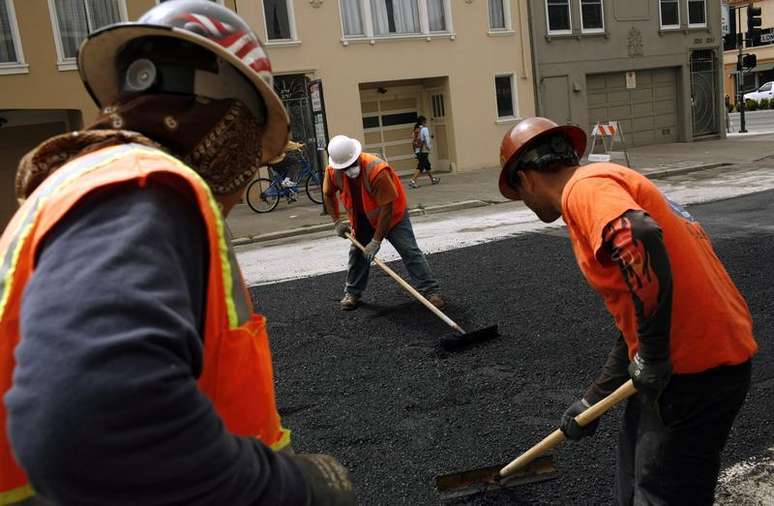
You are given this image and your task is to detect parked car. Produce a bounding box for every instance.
[743,81,774,102]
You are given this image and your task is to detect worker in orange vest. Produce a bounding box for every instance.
[497,117,757,504]
[0,2,353,505]
[323,135,444,310]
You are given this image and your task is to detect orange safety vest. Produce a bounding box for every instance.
[326,153,407,233]
[0,144,290,505]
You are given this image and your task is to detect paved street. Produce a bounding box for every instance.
[242,164,774,504]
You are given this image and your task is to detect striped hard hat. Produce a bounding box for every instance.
[78,0,288,163]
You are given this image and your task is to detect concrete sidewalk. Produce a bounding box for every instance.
[228,133,774,245]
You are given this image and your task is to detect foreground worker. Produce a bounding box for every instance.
[323,135,443,310]
[0,2,353,505]
[498,117,757,504]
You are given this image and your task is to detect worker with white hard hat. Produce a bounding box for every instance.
[323,135,444,310]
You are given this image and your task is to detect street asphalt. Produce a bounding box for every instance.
[250,190,773,505]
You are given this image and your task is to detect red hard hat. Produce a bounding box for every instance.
[498,117,586,200]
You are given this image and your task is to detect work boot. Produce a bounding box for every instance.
[339,293,361,311]
[427,293,445,309]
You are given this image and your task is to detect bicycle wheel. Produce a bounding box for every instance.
[305,171,323,204]
[246,178,280,213]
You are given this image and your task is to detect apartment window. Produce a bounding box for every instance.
[495,74,515,118]
[341,0,365,36]
[49,0,127,67]
[0,0,25,71]
[157,0,223,3]
[688,0,706,27]
[489,0,512,32]
[546,0,571,34]
[263,0,296,41]
[580,0,603,32]
[659,0,679,29]
[340,0,451,39]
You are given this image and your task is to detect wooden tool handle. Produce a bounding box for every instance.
[347,233,464,334]
[499,380,637,478]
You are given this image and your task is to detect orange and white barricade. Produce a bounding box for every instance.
[587,121,631,167]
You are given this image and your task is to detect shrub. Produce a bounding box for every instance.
[746,99,758,111]
[760,98,770,109]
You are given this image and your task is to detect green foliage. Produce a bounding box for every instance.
[746,99,759,111]
[761,98,770,110]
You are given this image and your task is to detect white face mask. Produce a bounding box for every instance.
[345,166,361,179]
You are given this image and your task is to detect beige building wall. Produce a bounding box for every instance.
[238,0,535,173]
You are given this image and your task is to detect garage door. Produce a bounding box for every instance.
[587,68,679,147]
[361,88,419,174]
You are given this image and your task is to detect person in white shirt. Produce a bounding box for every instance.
[409,116,440,188]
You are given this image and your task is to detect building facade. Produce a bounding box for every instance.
[722,0,774,104]
[528,0,724,147]
[238,0,535,175]
[0,0,536,227]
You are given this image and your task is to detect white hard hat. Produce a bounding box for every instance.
[328,135,362,169]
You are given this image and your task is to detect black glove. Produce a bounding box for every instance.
[290,453,355,506]
[560,399,599,442]
[628,352,671,404]
[334,219,351,239]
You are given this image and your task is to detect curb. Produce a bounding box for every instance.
[231,161,730,246]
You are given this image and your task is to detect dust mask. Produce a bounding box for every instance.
[345,166,361,179]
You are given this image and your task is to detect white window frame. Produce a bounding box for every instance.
[0,0,28,75]
[658,0,680,30]
[495,72,518,121]
[545,0,572,36]
[578,0,604,34]
[488,0,513,34]
[687,0,706,29]
[48,0,129,71]
[261,0,299,45]
[338,0,454,43]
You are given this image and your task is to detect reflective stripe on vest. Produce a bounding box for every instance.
[0,144,288,505]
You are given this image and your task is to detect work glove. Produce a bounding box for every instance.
[363,239,382,263]
[560,398,599,442]
[290,453,356,506]
[334,219,351,239]
[628,352,672,405]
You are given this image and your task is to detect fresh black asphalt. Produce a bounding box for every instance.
[250,190,774,505]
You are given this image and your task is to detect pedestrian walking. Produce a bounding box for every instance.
[498,117,757,505]
[409,116,440,188]
[323,135,444,311]
[0,2,353,505]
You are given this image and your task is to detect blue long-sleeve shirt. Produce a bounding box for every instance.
[5,181,307,505]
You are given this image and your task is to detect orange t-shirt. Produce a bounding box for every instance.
[561,163,757,374]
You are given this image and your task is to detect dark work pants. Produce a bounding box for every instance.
[616,360,751,506]
[345,213,439,297]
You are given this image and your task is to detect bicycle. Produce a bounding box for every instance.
[245,148,324,213]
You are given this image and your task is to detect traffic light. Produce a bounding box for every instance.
[743,53,758,69]
[747,5,762,45]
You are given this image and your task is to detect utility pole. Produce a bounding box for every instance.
[737,6,747,133]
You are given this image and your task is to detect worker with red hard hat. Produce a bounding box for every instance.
[0,1,353,504]
[498,117,757,504]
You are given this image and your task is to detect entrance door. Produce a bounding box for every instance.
[542,76,571,124]
[691,50,719,137]
[423,88,450,171]
[274,75,319,171]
